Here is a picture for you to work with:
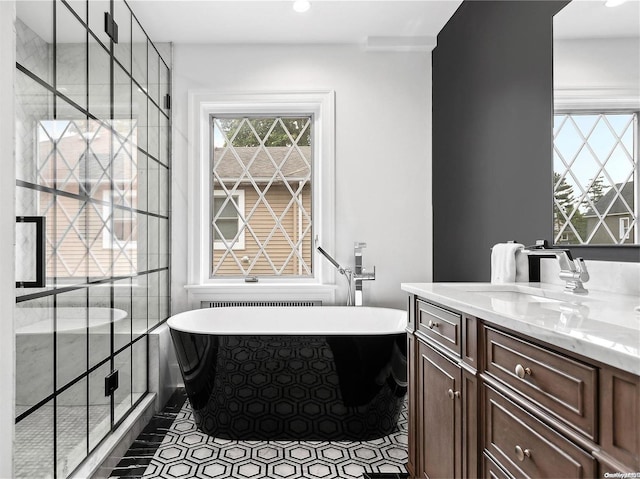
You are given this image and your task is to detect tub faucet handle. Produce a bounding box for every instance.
[357,265,376,281]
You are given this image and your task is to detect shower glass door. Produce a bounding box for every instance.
[14,1,171,477]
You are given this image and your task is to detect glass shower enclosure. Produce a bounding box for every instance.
[14,1,171,477]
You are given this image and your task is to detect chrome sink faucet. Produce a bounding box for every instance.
[523,241,589,294]
[354,242,375,306]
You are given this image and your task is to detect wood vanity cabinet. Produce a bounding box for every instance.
[406,294,640,479]
[407,297,478,479]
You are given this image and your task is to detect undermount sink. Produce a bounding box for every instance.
[442,283,573,304]
[472,290,563,303]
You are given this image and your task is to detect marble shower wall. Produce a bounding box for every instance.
[15,18,52,187]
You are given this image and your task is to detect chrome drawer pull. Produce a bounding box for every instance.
[515,363,532,379]
[447,388,460,400]
[515,445,531,462]
[428,320,439,329]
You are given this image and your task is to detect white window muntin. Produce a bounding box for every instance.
[554,87,640,245]
[211,114,313,278]
[186,91,336,299]
[553,110,638,245]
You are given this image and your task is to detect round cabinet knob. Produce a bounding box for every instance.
[447,389,460,400]
[515,445,531,462]
[515,364,532,379]
[428,320,438,329]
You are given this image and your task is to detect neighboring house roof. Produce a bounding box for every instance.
[584,181,634,217]
[213,146,311,182]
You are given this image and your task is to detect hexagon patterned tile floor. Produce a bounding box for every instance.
[109,389,408,479]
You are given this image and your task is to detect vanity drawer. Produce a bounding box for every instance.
[417,300,461,355]
[484,326,597,440]
[484,453,512,479]
[483,385,596,479]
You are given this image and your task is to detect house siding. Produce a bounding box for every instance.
[212,183,312,277]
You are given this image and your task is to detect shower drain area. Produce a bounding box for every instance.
[110,389,408,479]
[17,395,141,479]
[16,403,111,479]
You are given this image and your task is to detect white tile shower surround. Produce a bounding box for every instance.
[111,390,408,479]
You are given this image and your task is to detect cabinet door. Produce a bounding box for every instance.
[600,366,640,470]
[418,340,462,479]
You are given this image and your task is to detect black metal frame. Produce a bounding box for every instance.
[14,1,171,477]
[551,244,639,262]
[15,216,46,288]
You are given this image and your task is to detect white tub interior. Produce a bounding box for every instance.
[168,306,408,335]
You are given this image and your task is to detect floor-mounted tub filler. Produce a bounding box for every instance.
[168,306,408,441]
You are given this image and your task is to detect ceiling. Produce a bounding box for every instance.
[15,0,639,47]
[554,0,639,40]
[125,0,463,45]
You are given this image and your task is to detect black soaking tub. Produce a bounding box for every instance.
[168,306,408,441]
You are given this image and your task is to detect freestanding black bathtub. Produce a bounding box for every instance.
[168,306,408,441]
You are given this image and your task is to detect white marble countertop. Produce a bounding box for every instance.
[401,282,640,376]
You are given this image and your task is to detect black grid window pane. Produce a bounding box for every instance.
[89,35,110,118]
[113,0,132,72]
[16,1,53,86]
[56,2,88,111]
[15,1,171,477]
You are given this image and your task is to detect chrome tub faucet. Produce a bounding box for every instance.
[353,242,375,306]
[316,241,376,305]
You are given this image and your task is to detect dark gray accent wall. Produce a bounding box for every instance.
[432,0,568,281]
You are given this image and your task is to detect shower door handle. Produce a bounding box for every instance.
[15,216,46,288]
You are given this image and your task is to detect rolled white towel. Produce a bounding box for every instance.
[491,243,524,283]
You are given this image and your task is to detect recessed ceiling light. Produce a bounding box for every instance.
[293,0,311,13]
[604,0,628,7]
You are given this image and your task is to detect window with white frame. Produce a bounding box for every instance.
[620,216,631,242]
[187,91,335,295]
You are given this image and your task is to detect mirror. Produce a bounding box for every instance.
[553,0,640,247]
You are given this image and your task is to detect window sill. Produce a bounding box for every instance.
[184,283,337,304]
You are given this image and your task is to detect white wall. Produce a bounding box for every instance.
[171,44,432,312]
[554,37,640,105]
[0,2,15,477]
